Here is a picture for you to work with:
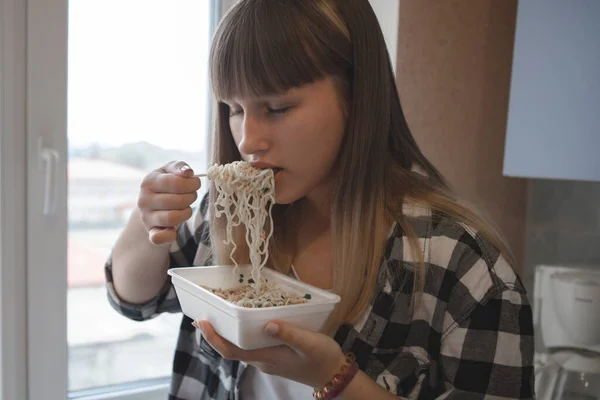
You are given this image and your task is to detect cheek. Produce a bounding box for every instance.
[228,126,248,160]
[308,113,345,159]
[291,109,344,150]
[230,126,241,146]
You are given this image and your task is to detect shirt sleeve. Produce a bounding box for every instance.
[436,287,535,399]
[104,193,212,321]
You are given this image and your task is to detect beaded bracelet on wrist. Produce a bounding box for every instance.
[313,353,359,400]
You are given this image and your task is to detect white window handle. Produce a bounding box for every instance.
[40,146,60,216]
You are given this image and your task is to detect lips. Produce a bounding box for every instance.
[251,161,277,169]
[251,162,282,176]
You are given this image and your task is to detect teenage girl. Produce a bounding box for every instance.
[105,1,534,399]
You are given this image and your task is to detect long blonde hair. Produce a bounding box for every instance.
[207,0,514,333]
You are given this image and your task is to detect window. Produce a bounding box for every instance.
[66,0,213,393]
[0,1,398,399]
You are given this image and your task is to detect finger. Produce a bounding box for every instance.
[195,321,283,364]
[144,208,193,229]
[148,227,176,246]
[153,173,201,194]
[140,168,201,194]
[161,161,195,177]
[138,192,198,211]
[265,320,315,354]
[198,321,248,361]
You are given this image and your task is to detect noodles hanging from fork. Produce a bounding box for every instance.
[207,161,275,294]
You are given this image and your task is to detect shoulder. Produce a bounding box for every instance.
[429,215,523,294]
[384,196,526,322]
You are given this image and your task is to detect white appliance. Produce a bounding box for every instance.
[533,265,600,399]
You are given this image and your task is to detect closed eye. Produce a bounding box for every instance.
[268,106,291,115]
[229,108,243,117]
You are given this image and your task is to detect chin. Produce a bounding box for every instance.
[273,186,304,205]
[273,192,297,205]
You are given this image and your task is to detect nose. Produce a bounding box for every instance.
[237,114,270,156]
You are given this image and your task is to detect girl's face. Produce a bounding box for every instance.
[224,78,346,206]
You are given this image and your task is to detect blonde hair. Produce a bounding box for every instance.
[207,0,514,333]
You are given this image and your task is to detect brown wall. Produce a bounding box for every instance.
[395,0,528,272]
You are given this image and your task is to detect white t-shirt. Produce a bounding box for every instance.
[240,266,331,399]
[240,364,314,399]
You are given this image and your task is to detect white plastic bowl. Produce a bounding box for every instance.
[167,265,341,350]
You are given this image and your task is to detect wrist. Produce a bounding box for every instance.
[335,369,363,400]
[313,353,359,400]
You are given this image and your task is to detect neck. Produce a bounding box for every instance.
[287,195,334,289]
[284,193,332,257]
[295,185,334,236]
[303,178,335,222]
[303,196,330,223]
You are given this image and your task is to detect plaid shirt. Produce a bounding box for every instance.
[105,192,535,400]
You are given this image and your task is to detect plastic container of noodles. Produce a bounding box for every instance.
[167,265,341,350]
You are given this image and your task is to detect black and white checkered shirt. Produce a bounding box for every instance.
[105,191,535,399]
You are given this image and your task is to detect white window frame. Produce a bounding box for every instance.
[0,1,398,399]
[0,1,28,400]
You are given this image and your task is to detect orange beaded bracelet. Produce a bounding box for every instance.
[313,353,359,400]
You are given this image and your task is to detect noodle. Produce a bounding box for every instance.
[207,161,309,307]
[201,277,311,308]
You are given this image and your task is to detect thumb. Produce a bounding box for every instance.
[265,320,315,354]
[162,161,194,177]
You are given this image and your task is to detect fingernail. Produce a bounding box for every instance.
[265,323,279,335]
[191,321,199,329]
[180,164,191,172]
